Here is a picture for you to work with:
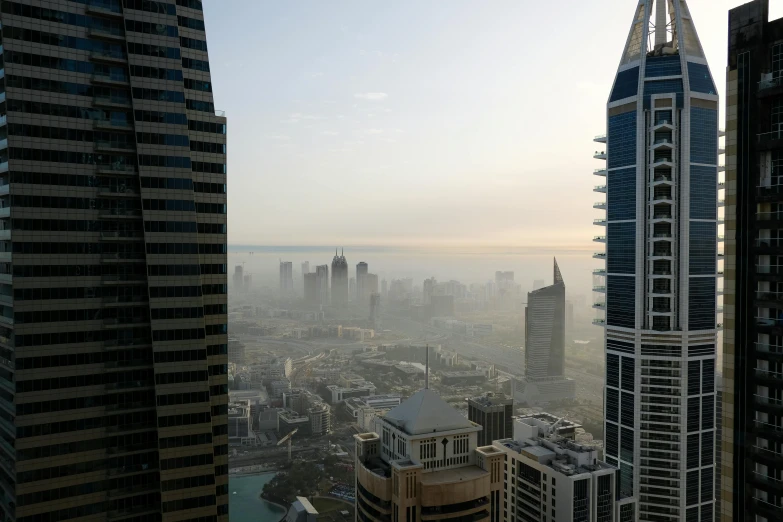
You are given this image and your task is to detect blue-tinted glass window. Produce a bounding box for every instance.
[620,427,634,463]
[607,275,635,328]
[608,222,636,274]
[621,391,634,427]
[608,167,636,221]
[607,388,619,422]
[620,463,634,497]
[645,55,682,78]
[688,62,717,95]
[644,79,684,108]
[607,353,620,388]
[621,357,635,392]
[690,107,718,164]
[610,67,640,102]
[689,277,716,330]
[690,165,717,219]
[606,422,618,457]
[689,222,716,275]
[608,112,637,169]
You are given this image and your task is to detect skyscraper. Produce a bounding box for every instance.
[279,260,293,295]
[513,259,575,404]
[597,2,719,520]
[356,261,368,302]
[724,1,783,520]
[316,264,329,305]
[0,1,228,521]
[330,249,348,305]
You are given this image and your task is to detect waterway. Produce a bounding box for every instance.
[229,473,285,522]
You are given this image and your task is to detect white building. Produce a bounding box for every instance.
[493,417,636,522]
[327,383,376,404]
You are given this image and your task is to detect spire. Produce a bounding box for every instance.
[554,258,564,285]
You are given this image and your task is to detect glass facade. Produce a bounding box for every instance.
[608,167,637,221]
[608,112,637,169]
[610,66,640,102]
[607,222,636,274]
[645,55,682,77]
[644,79,684,108]
[689,278,716,330]
[687,62,717,95]
[689,222,717,274]
[689,165,717,219]
[690,107,718,164]
[607,275,635,328]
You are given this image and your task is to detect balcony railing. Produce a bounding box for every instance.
[760,75,783,90]
[756,368,783,381]
[759,128,783,144]
[754,394,783,407]
[755,343,783,355]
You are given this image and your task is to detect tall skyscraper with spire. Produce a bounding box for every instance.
[331,249,349,305]
[595,1,721,520]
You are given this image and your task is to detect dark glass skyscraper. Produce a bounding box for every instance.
[724,1,783,520]
[596,1,720,520]
[0,1,228,521]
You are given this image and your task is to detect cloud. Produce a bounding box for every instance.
[354,92,388,101]
[321,131,340,136]
[366,129,384,135]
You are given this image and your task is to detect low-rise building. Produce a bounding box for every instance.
[514,412,582,441]
[285,497,318,522]
[228,402,256,445]
[278,408,311,436]
[327,384,376,403]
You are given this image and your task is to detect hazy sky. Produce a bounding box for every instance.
[205,0,782,250]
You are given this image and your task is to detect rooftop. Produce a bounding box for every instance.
[468,393,512,407]
[419,465,488,486]
[495,436,613,476]
[440,370,485,378]
[384,389,478,435]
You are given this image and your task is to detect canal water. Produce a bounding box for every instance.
[229,473,286,522]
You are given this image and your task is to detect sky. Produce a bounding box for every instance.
[204,0,783,250]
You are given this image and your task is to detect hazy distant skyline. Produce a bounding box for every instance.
[206,0,782,249]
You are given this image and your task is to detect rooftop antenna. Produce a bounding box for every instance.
[425,344,429,390]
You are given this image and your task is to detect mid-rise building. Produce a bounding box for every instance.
[327,383,377,403]
[0,2,229,520]
[354,388,505,522]
[280,260,294,295]
[331,249,349,305]
[493,417,637,522]
[596,2,721,520]
[724,2,783,520]
[278,409,311,436]
[468,393,514,447]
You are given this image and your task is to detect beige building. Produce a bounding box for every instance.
[354,389,504,522]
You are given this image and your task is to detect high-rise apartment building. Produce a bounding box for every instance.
[330,249,348,305]
[467,393,514,447]
[279,260,293,295]
[493,416,637,522]
[596,2,720,520]
[513,259,574,404]
[0,1,229,521]
[724,1,783,520]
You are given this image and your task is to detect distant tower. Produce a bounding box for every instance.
[381,279,388,297]
[315,265,329,306]
[301,261,310,275]
[356,262,368,302]
[330,249,349,305]
[514,259,575,405]
[233,265,244,291]
[370,293,381,327]
[279,261,293,295]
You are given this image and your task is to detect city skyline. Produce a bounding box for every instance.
[204,0,782,248]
